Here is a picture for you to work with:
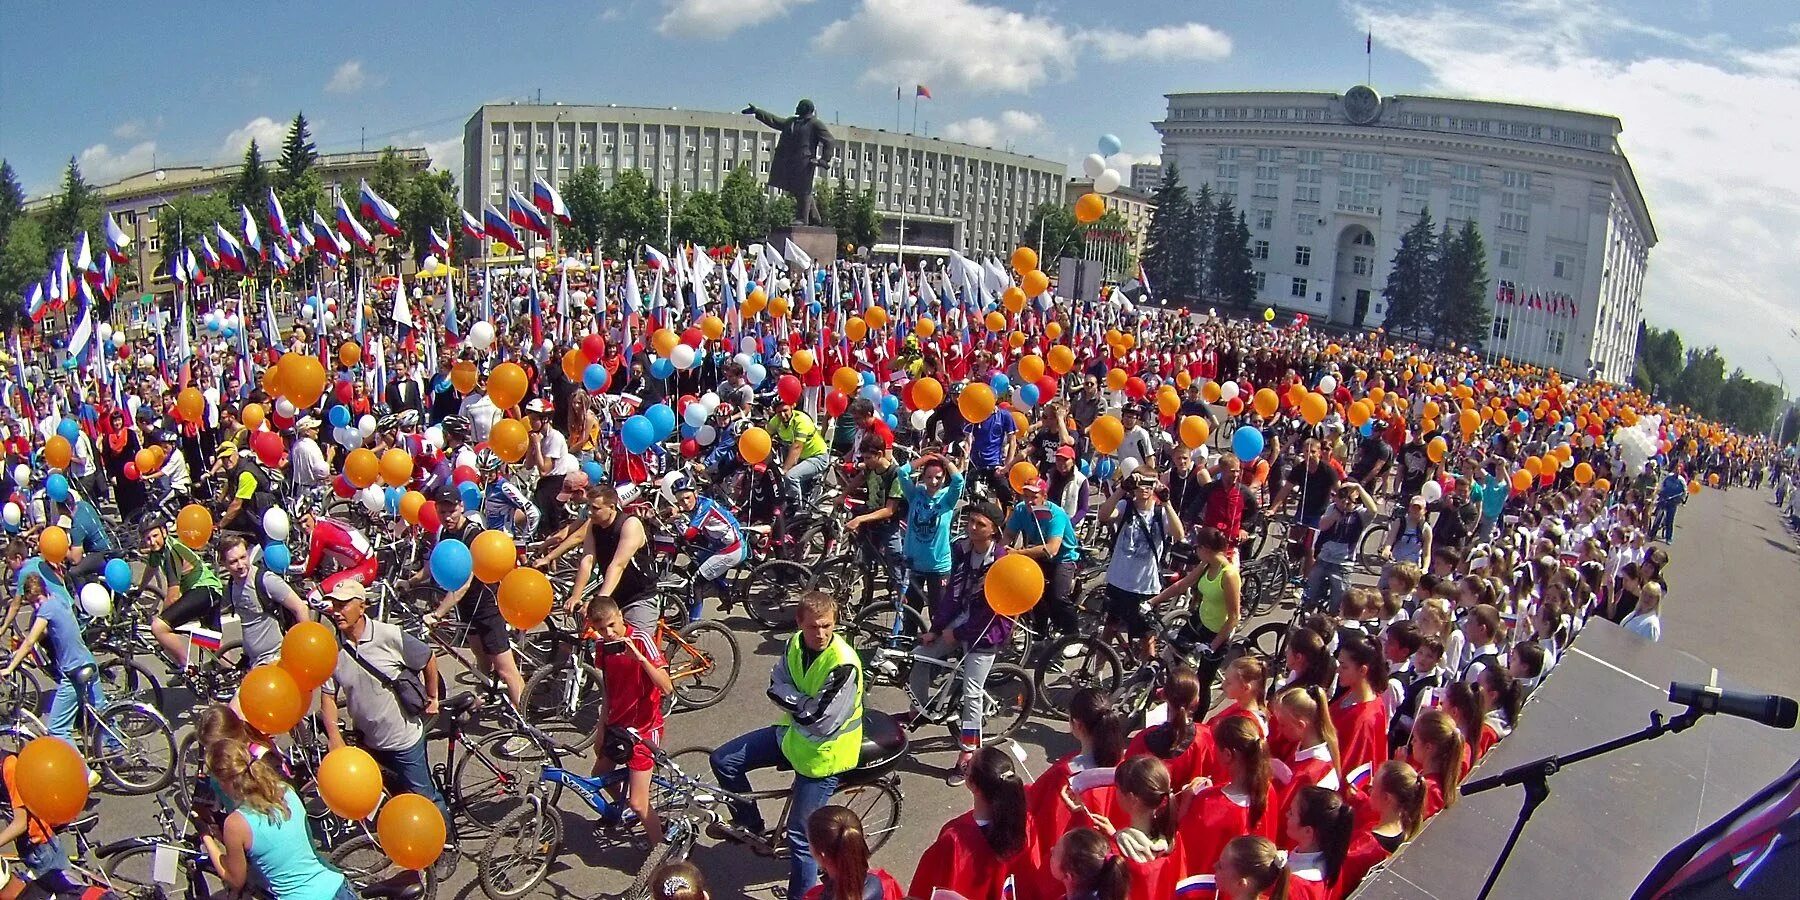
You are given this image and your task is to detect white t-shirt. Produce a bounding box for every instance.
[1622,610,1662,642]
[539,425,578,477]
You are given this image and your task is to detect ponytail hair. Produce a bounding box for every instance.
[1480,666,1523,728]
[1338,634,1391,694]
[1292,786,1356,884]
[1148,667,1201,760]
[1220,835,1290,900]
[1056,827,1130,900]
[807,806,871,900]
[1215,715,1273,828]
[1374,760,1427,840]
[967,747,1029,859]
[197,704,289,820]
[1413,710,1465,808]
[1441,681,1486,753]
[1226,656,1270,708]
[1114,755,1175,842]
[1275,686,1342,790]
[1071,688,1128,767]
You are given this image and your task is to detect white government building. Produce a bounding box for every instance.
[1155,87,1654,381]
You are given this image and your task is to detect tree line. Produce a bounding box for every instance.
[1634,324,1789,439]
[1138,162,1256,307]
[1379,206,1493,349]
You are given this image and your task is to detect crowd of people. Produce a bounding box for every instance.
[0,241,1782,900]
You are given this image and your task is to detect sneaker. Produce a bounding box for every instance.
[706,821,774,856]
[86,769,101,789]
[946,751,973,787]
[894,710,924,732]
[432,843,460,879]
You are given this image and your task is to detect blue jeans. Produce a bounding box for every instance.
[1654,500,1678,541]
[371,735,454,831]
[48,672,105,742]
[709,725,840,900]
[783,454,830,507]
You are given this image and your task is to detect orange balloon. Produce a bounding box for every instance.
[700,314,725,341]
[1299,392,1328,425]
[1253,388,1280,419]
[1019,355,1046,383]
[1459,408,1480,436]
[1009,461,1040,494]
[744,288,767,316]
[985,553,1046,616]
[1157,388,1181,418]
[178,387,206,424]
[958,384,998,423]
[1009,330,1027,350]
[916,317,937,339]
[1594,478,1611,493]
[1047,345,1075,375]
[43,436,72,471]
[1022,269,1050,298]
[1010,246,1039,273]
[471,529,517,584]
[1011,409,1030,435]
[1346,400,1371,427]
[769,296,790,318]
[451,361,479,394]
[1573,462,1595,485]
[498,567,553,630]
[242,403,266,430]
[1179,416,1210,449]
[1524,456,1542,476]
[1511,470,1533,493]
[177,503,213,550]
[399,490,428,525]
[738,426,772,464]
[792,349,816,374]
[984,310,1007,332]
[1426,437,1448,464]
[238,664,307,735]
[1002,286,1028,314]
[866,306,889,329]
[318,746,384,819]
[561,348,588,381]
[338,342,362,369]
[38,526,70,565]
[344,448,380,489]
[488,362,528,410]
[846,316,868,342]
[380,448,415,487]
[912,377,944,411]
[15,737,88,825]
[651,329,679,357]
[1046,321,1063,341]
[832,367,861,396]
[134,447,163,477]
[1089,415,1125,454]
[1202,380,1223,403]
[279,621,339,691]
[280,354,328,407]
[378,793,447,871]
[489,418,529,464]
[1106,368,1128,392]
[1074,192,1106,224]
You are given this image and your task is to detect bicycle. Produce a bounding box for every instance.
[867,643,1035,745]
[54,662,177,795]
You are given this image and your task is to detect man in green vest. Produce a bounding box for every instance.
[710,589,864,900]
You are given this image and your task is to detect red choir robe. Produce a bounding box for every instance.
[1273,743,1342,848]
[1201,703,1267,782]
[1283,849,1334,900]
[1421,772,1448,821]
[1329,696,1391,787]
[1171,783,1279,880]
[1023,754,1109,877]
[1337,830,1396,899]
[909,812,1037,900]
[1125,722,1215,791]
[1114,833,1179,900]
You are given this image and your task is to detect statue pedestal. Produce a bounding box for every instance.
[768,225,839,267]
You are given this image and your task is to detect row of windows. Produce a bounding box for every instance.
[1171,105,1333,123]
[1391,111,1611,150]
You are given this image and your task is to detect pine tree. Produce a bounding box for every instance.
[1434,219,1492,348]
[1143,162,1194,302]
[278,113,319,185]
[1211,209,1257,307]
[228,140,272,215]
[0,161,23,241]
[1190,184,1216,299]
[1380,206,1439,338]
[276,113,325,226]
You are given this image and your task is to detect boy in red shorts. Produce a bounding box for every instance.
[588,596,673,844]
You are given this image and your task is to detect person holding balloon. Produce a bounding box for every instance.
[2,572,105,747]
[219,536,313,669]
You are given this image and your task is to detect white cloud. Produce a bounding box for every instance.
[325,60,370,94]
[220,117,288,160]
[1356,0,1800,383]
[999,110,1046,134]
[942,109,1044,147]
[1110,152,1161,169]
[420,136,465,179]
[1086,22,1233,62]
[77,141,158,184]
[112,117,163,140]
[657,0,815,39]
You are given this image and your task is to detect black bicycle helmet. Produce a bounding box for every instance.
[441,416,472,440]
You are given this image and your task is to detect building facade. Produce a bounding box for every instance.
[1154,88,1654,381]
[1129,162,1164,195]
[30,148,430,301]
[463,103,1066,258]
[1064,179,1155,279]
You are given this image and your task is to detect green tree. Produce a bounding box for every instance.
[600,169,665,255]
[561,165,607,253]
[1631,324,1685,398]
[1672,346,1726,414]
[718,164,768,245]
[672,190,731,247]
[44,157,101,252]
[1434,219,1492,347]
[278,112,319,182]
[227,140,272,217]
[761,195,796,234]
[155,190,232,271]
[1210,209,1256,308]
[1142,162,1194,302]
[0,161,24,242]
[275,113,324,227]
[403,169,458,262]
[1381,207,1439,338]
[1020,202,1083,265]
[1190,183,1216,299]
[843,188,881,252]
[1714,368,1780,435]
[0,217,45,329]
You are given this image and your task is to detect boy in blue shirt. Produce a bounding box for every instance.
[1003,478,1082,640]
[899,453,964,613]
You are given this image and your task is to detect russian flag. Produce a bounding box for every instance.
[531,176,570,224]
[1346,761,1375,789]
[241,205,265,260]
[311,211,341,257]
[199,234,221,271]
[644,245,669,270]
[168,246,189,285]
[483,203,523,251]
[186,627,224,654]
[507,190,550,238]
[358,179,402,236]
[271,240,292,276]
[52,249,72,311]
[183,247,207,285]
[73,231,94,278]
[428,227,449,257]
[104,214,131,263]
[1174,874,1216,898]
[459,208,485,242]
[68,279,93,361]
[24,281,46,323]
[215,224,248,272]
[265,187,291,241]
[336,197,375,252]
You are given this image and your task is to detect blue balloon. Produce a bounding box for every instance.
[858,383,883,402]
[860,370,876,386]
[1232,425,1265,460]
[1077,459,1091,476]
[644,403,677,441]
[990,373,1011,396]
[1359,421,1374,437]
[1095,458,1116,481]
[622,415,657,454]
[262,542,292,573]
[1098,134,1123,156]
[56,419,79,443]
[430,538,473,590]
[650,357,675,379]
[885,413,899,429]
[880,395,899,415]
[580,459,605,485]
[384,487,402,516]
[46,473,70,502]
[809,301,823,316]
[328,405,351,428]
[1019,384,1041,407]
[680,422,699,439]
[104,558,132,593]
[582,363,609,392]
[206,318,222,333]
[460,482,482,512]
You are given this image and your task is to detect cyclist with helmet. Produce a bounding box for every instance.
[477,449,540,540]
[440,416,479,474]
[669,474,747,623]
[149,428,192,503]
[770,395,830,511]
[424,496,526,707]
[295,511,378,594]
[145,518,226,670]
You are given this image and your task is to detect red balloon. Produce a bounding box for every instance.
[1035,376,1057,403]
[417,502,441,533]
[580,333,606,363]
[123,462,140,481]
[680,327,703,348]
[825,389,850,418]
[333,476,355,498]
[334,380,354,403]
[253,431,286,468]
[1227,396,1245,416]
[1125,377,1148,400]
[777,374,803,405]
[453,465,479,485]
[680,438,699,459]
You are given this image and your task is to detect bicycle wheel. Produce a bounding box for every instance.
[794,518,840,567]
[0,672,42,721]
[624,815,700,900]
[331,833,440,900]
[832,778,904,854]
[1032,635,1123,719]
[1357,523,1390,573]
[478,799,564,900]
[652,745,719,812]
[90,701,176,794]
[100,839,179,900]
[521,660,605,752]
[98,657,166,712]
[974,663,1035,743]
[664,620,740,712]
[453,729,563,831]
[848,604,926,686]
[1243,622,1289,665]
[739,559,810,629]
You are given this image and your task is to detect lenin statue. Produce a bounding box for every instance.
[743,99,835,226]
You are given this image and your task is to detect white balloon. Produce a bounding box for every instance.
[699,392,721,411]
[78,583,112,618]
[358,415,378,438]
[1082,153,1107,179]
[1319,375,1339,394]
[1220,381,1240,401]
[683,401,709,428]
[469,321,496,350]
[695,425,718,447]
[334,426,362,449]
[322,311,336,327]
[11,465,28,488]
[97,323,113,342]
[360,486,385,513]
[2,502,19,527]
[139,353,155,368]
[111,332,125,348]
[275,398,298,418]
[911,409,931,431]
[1421,481,1444,504]
[746,363,767,386]
[424,426,444,451]
[733,352,755,370]
[263,508,291,543]
[658,470,684,505]
[1094,169,1122,194]
[670,344,697,370]
[739,337,759,355]
[1120,457,1141,479]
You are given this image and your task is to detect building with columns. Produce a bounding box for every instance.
[1154,87,1654,381]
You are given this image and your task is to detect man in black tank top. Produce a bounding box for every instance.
[584,484,659,629]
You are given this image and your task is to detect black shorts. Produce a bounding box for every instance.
[158,586,222,630]
[458,598,513,656]
[1103,585,1157,640]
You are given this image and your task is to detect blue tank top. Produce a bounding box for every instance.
[241,790,347,900]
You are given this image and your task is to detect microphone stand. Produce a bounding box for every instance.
[1462,706,1707,900]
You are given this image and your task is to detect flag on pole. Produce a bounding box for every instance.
[483,203,524,251]
[531,176,571,224]
[393,271,414,329]
[428,227,450,258]
[507,190,551,238]
[104,214,131,263]
[916,84,932,99]
[358,179,402,236]
[73,232,94,277]
[265,187,291,241]
[623,263,642,368]
[241,205,265,259]
[783,238,812,271]
[336,197,376,252]
[460,208,485,242]
[215,224,249,272]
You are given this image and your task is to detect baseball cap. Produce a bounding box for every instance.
[1055,445,1077,460]
[525,398,554,414]
[296,416,322,431]
[1021,478,1047,495]
[556,470,591,500]
[326,580,367,604]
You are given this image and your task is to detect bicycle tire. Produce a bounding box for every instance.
[624,815,699,900]
[1357,523,1390,573]
[848,603,926,686]
[99,840,175,900]
[90,701,176,794]
[478,800,563,900]
[453,728,563,831]
[1032,635,1123,719]
[974,663,1035,743]
[521,661,605,752]
[665,620,740,712]
[833,777,904,854]
[652,745,719,812]
[740,559,809,629]
[98,656,166,713]
[0,671,42,722]
[330,833,441,900]
[1243,622,1289,666]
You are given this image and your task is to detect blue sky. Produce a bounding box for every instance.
[3,0,1798,383]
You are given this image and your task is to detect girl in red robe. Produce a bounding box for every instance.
[1210,835,1296,900]
[805,805,904,900]
[1024,689,1129,893]
[1206,657,1271,764]
[1475,666,1522,764]
[1280,786,1356,900]
[1050,827,1129,900]
[1401,710,1465,822]
[1125,667,1214,790]
[910,747,1038,900]
[1338,761,1428,898]
[1172,716,1278,882]
[1270,685,1344,848]
[1329,636,1391,786]
[1070,756,1180,900]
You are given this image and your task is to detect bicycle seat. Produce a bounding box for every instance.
[358,870,426,900]
[68,665,97,688]
[441,692,479,718]
[852,710,908,779]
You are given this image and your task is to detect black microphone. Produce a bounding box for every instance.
[1668,682,1798,729]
